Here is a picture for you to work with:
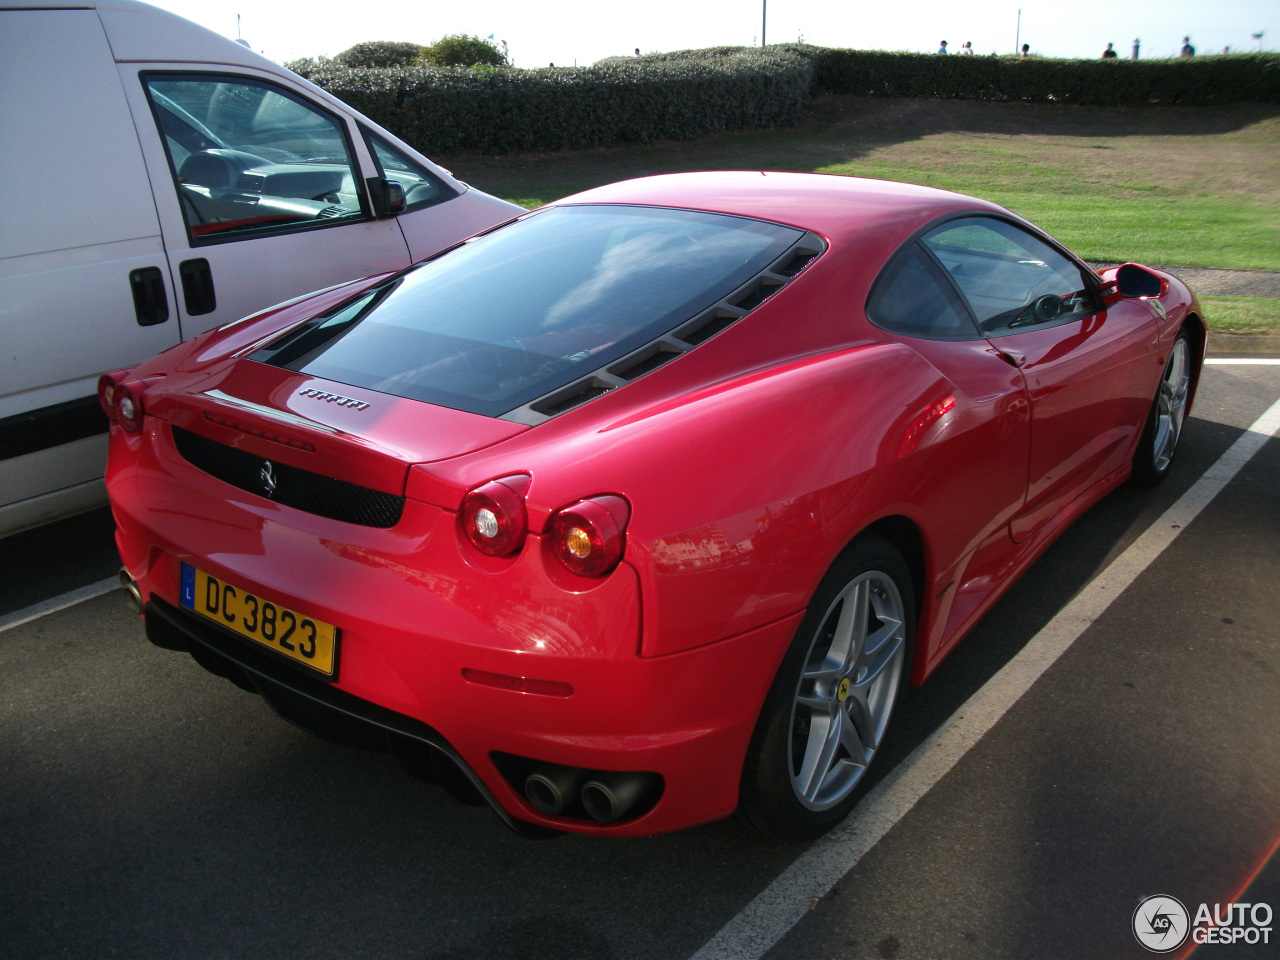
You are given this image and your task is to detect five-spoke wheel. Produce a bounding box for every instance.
[740,535,913,839]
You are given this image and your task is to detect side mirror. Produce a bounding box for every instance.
[1116,263,1167,299]
[366,177,407,218]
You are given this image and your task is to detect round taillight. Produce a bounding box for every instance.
[460,477,530,557]
[97,369,132,419]
[113,381,145,433]
[548,495,630,578]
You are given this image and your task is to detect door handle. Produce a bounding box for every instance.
[179,258,217,316]
[128,267,169,326]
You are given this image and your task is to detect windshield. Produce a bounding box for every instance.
[253,205,805,416]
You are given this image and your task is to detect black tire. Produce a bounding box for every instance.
[738,534,915,841]
[1131,329,1193,487]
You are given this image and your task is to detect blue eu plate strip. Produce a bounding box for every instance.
[180,563,195,610]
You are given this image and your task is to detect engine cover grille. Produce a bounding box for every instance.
[171,427,404,528]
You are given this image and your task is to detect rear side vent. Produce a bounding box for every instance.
[502,229,827,426]
[610,345,681,381]
[775,249,820,277]
[675,308,743,347]
[730,278,785,312]
[533,379,615,417]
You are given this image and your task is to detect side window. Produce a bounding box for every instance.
[922,217,1099,335]
[366,132,456,212]
[867,244,981,341]
[143,74,368,243]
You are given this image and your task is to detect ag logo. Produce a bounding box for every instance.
[1133,895,1190,952]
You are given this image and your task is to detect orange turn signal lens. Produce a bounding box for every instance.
[548,495,630,578]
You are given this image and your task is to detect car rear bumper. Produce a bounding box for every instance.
[110,425,797,835]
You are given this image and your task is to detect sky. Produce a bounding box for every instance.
[142,0,1276,68]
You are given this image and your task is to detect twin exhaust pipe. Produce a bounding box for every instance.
[118,567,142,613]
[524,763,660,823]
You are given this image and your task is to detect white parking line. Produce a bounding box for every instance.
[0,577,120,635]
[1206,358,1280,365]
[692,394,1280,960]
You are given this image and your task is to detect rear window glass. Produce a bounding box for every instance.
[253,205,804,416]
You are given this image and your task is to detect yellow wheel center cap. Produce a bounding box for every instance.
[836,677,852,702]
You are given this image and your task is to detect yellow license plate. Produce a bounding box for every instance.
[180,563,338,678]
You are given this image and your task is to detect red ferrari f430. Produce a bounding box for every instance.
[104,172,1203,838]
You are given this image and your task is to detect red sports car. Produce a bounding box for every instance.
[103,172,1203,839]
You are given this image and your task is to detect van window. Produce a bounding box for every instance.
[366,132,455,212]
[143,75,368,243]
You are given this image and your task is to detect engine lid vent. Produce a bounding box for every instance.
[532,378,617,417]
[611,344,683,381]
[503,230,827,426]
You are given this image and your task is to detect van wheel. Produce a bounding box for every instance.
[739,535,914,841]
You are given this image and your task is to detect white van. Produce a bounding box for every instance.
[0,0,521,537]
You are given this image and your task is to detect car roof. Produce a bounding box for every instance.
[553,172,1010,247]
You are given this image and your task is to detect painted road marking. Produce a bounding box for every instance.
[0,577,119,634]
[692,393,1280,960]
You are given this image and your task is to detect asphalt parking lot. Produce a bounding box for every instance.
[1,355,1276,960]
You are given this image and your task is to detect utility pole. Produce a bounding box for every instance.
[1015,9,1021,55]
[762,0,767,47]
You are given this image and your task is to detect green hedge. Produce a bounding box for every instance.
[299,48,813,154]
[294,45,1280,156]
[811,49,1280,105]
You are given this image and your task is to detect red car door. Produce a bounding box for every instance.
[921,216,1161,542]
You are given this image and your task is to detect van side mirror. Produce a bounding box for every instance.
[1116,263,1166,299]
[366,177,407,218]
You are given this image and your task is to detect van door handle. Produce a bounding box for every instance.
[129,267,170,326]
[179,258,217,316]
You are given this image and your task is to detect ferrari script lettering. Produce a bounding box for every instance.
[298,387,369,410]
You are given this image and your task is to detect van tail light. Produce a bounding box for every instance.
[97,369,145,433]
[548,495,630,578]
[460,475,530,557]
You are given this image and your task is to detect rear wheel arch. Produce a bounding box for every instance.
[847,515,929,681]
[859,516,926,623]
[738,528,918,839]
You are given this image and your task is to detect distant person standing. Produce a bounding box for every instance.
[938,40,949,54]
[961,41,974,55]
[1020,43,1030,57]
[1181,36,1196,56]
[1101,42,1118,59]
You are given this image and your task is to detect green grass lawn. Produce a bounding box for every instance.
[1200,297,1280,335]
[814,160,1280,271]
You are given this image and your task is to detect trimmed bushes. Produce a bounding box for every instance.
[335,41,423,69]
[812,50,1280,106]
[295,45,1280,156]
[302,47,813,154]
[419,34,507,68]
